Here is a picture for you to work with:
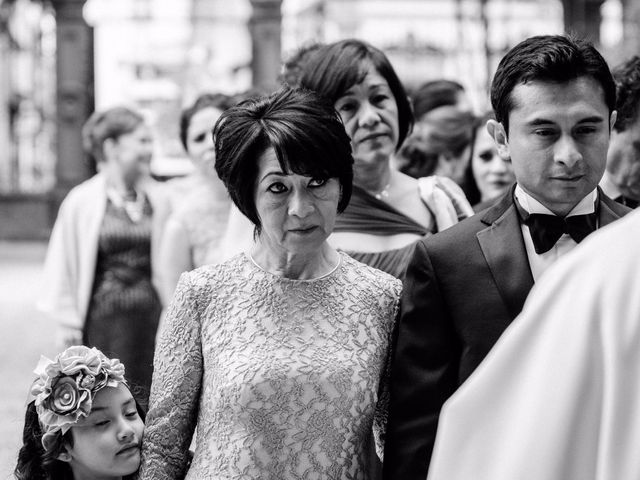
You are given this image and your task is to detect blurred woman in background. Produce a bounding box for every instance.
[462,111,515,211]
[156,93,232,304]
[39,106,168,401]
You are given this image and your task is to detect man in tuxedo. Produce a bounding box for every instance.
[600,56,640,208]
[383,35,631,480]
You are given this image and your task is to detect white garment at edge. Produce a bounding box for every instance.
[427,208,640,480]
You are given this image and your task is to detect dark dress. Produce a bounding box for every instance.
[83,197,162,402]
[334,186,433,279]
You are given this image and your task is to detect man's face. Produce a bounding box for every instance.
[490,77,615,216]
[607,112,640,201]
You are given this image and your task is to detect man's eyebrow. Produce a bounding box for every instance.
[525,116,604,127]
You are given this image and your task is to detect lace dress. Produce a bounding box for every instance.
[139,252,401,480]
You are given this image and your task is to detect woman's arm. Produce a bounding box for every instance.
[138,272,204,479]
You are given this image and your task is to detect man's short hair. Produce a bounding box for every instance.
[612,56,640,132]
[490,35,616,134]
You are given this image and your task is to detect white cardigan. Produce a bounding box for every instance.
[38,173,169,329]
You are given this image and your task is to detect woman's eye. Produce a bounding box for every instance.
[193,133,206,143]
[125,410,139,419]
[479,152,494,162]
[372,94,389,104]
[309,178,327,188]
[94,420,110,427]
[267,182,287,194]
[336,101,356,113]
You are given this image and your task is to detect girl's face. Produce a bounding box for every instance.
[62,383,144,479]
[334,63,400,167]
[186,107,223,177]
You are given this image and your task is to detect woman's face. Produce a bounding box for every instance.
[63,383,144,479]
[334,63,399,168]
[111,124,154,185]
[254,148,341,257]
[472,125,515,202]
[186,107,223,177]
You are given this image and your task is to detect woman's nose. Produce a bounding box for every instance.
[288,190,314,217]
[357,102,380,128]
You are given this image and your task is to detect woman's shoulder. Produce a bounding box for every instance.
[339,252,402,297]
[183,253,251,285]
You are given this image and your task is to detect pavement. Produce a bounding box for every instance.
[0,240,56,477]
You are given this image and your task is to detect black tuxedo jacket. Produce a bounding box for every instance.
[383,188,630,480]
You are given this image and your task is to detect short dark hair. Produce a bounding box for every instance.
[298,38,413,150]
[411,79,466,120]
[82,106,145,164]
[612,56,640,132]
[179,93,232,151]
[490,35,616,134]
[214,87,354,233]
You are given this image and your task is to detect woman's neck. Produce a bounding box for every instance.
[354,158,392,196]
[250,241,339,280]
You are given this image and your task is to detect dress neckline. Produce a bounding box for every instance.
[245,251,343,283]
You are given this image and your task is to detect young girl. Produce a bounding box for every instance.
[15,345,145,480]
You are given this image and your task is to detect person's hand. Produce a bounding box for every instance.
[418,176,474,231]
[435,176,475,220]
[56,324,83,349]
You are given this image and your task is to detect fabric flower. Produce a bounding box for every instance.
[28,345,127,452]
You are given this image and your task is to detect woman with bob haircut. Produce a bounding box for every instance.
[297,38,473,277]
[217,39,473,279]
[139,87,401,479]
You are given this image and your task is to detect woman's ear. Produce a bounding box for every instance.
[57,448,72,463]
[103,137,118,161]
[486,119,510,161]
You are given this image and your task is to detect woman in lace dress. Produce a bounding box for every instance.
[138,87,401,479]
[156,93,232,305]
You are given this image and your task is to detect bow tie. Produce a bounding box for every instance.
[521,212,596,254]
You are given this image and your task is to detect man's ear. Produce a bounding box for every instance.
[487,119,510,161]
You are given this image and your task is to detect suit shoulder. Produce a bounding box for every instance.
[422,212,488,250]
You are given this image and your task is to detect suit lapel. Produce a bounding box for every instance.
[476,190,535,320]
[597,187,630,227]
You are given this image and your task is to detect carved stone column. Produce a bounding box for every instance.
[248,0,283,92]
[50,0,94,215]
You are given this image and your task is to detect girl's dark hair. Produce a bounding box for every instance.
[299,38,414,150]
[214,87,353,234]
[179,93,232,151]
[15,391,146,480]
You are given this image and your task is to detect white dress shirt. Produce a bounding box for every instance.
[514,184,597,281]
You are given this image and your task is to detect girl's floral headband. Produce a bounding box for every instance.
[30,345,126,452]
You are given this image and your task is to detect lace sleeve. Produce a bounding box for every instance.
[372,277,402,460]
[138,271,203,479]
